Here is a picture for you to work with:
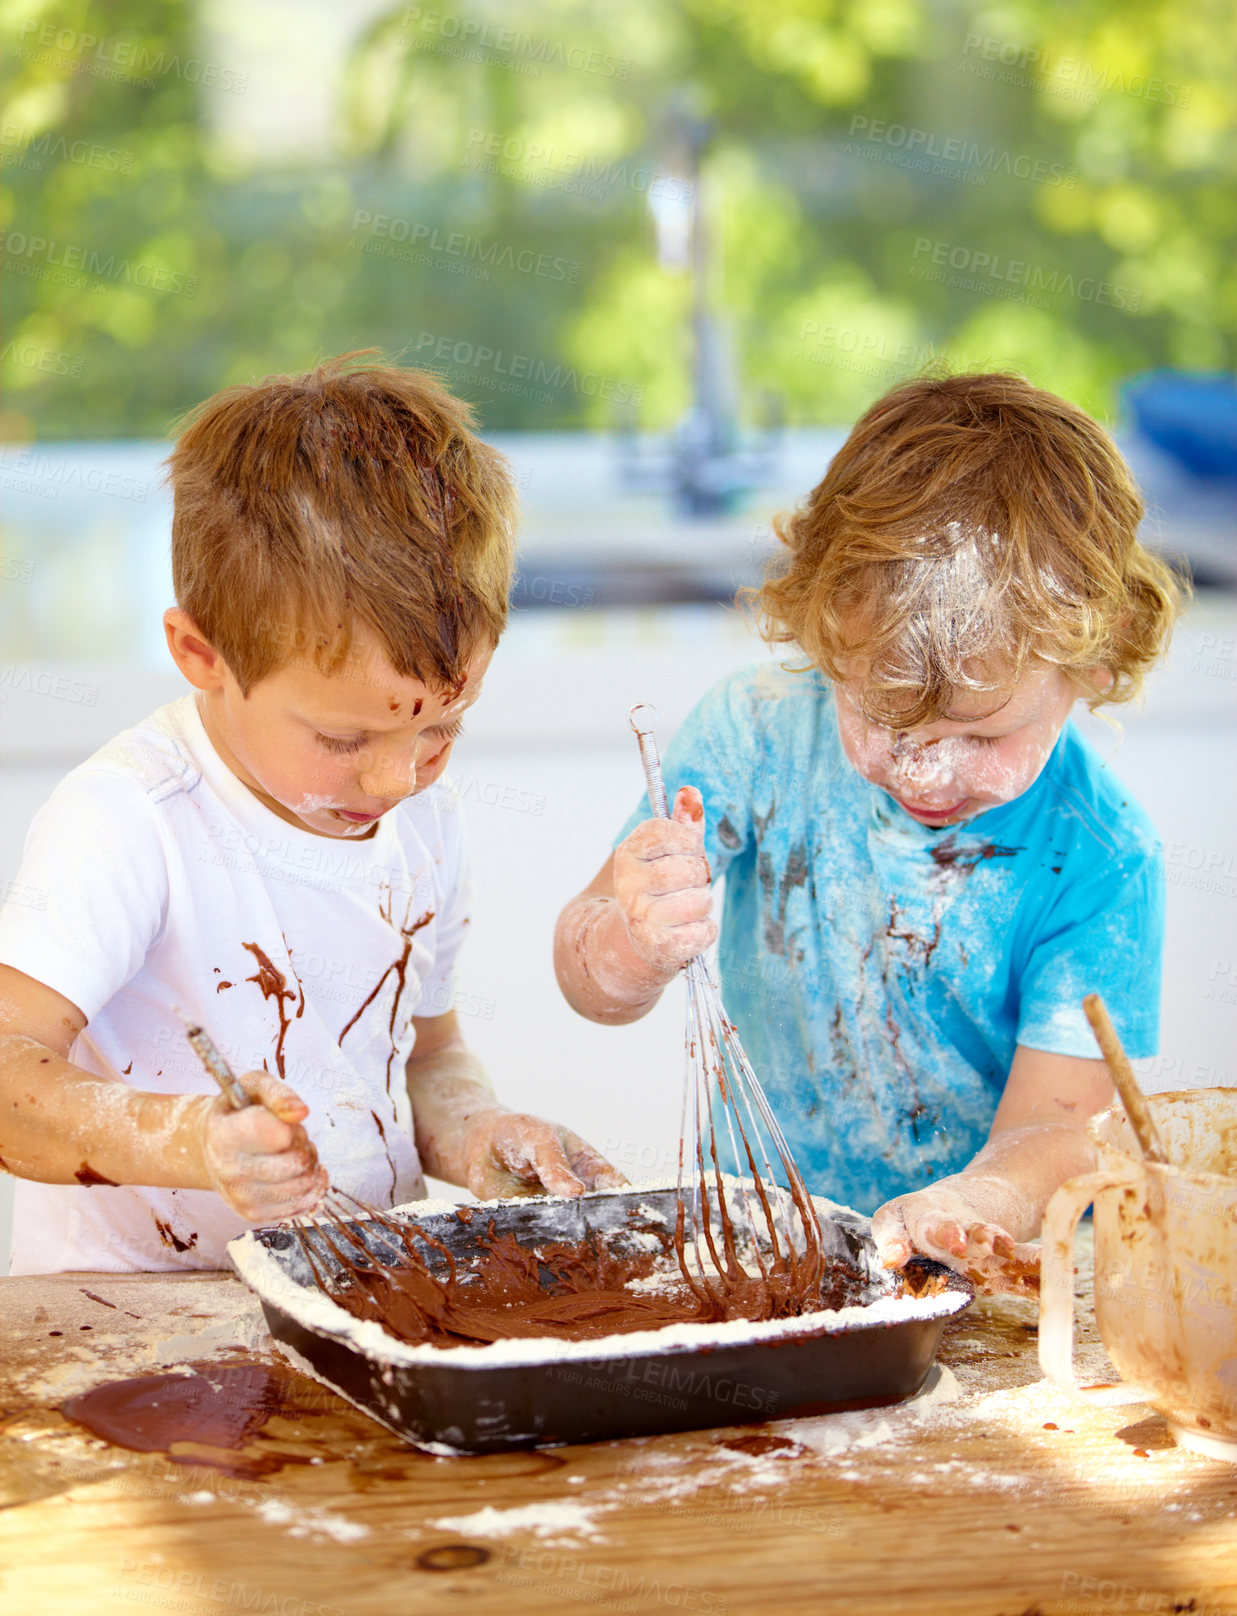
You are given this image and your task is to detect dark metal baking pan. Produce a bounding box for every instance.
[228,1186,972,1454]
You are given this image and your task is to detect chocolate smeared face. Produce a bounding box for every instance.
[194,633,492,840]
[833,662,1078,827]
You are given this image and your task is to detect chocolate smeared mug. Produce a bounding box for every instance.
[1039,1088,1237,1462]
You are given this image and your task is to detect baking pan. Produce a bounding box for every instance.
[228,1186,973,1454]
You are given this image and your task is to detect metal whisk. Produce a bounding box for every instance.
[177,1012,451,1299]
[628,705,824,1316]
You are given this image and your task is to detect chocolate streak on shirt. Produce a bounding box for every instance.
[369,1107,398,1199]
[153,1215,197,1254]
[929,836,1023,873]
[242,940,305,1081]
[75,1161,120,1187]
[319,1214,871,1348]
[885,895,942,971]
[338,896,434,1093]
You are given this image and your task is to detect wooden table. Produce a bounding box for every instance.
[2,1240,1234,1616]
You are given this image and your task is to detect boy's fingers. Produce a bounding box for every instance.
[627,920,715,971]
[644,890,715,927]
[587,1163,630,1191]
[464,1116,625,1200]
[237,1168,328,1223]
[671,785,705,828]
[209,1155,327,1222]
[915,1217,968,1260]
[622,820,706,861]
[628,902,714,954]
[527,1131,586,1198]
[495,1117,588,1197]
[227,1106,297,1154]
[246,1172,317,1207]
[624,852,712,898]
[877,1191,1032,1291]
[614,821,714,966]
[870,1203,912,1269]
[221,1109,323,1172]
[562,1131,629,1191]
[961,1236,1041,1297]
[622,887,714,946]
[204,1103,287,1160]
[236,1069,310,1123]
[959,1222,1018,1263]
[241,1140,320,1182]
[199,1078,327,1221]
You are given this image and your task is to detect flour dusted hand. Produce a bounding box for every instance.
[872,1178,1041,1298]
[460,1109,629,1200]
[196,1069,329,1223]
[613,785,716,976]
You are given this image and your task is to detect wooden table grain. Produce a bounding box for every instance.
[1,1242,1234,1616]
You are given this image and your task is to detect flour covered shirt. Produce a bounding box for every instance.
[616,662,1163,1214]
[0,696,470,1273]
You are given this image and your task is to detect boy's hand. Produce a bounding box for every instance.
[872,1181,1041,1298]
[613,785,716,978]
[196,1070,329,1223]
[459,1108,629,1200]
[871,1056,1112,1299]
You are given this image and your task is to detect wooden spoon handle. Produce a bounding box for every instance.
[1082,993,1171,1165]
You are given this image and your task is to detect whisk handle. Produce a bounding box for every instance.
[628,703,671,819]
[175,1007,249,1111]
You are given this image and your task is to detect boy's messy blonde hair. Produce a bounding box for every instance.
[755,373,1185,727]
[168,352,516,694]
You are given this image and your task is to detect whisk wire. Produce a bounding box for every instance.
[173,1008,460,1303]
[628,705,825,1316]
[694,964,782,1274]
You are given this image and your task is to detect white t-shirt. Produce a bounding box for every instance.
[0,696,470,1275]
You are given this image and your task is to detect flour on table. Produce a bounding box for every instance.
[253,1498,369,1542]
[425,1500,605,1544]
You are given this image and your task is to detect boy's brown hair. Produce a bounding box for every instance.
[168,353,517,694]
[756,372,1185,726]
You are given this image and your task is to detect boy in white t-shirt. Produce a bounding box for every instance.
[0,354,622,1274]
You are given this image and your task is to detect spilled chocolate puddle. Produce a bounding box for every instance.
[61,1359,309,1476]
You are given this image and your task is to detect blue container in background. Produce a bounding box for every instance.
[1122,371,1237,481]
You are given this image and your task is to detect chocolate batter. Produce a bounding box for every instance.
[315,1214,874,1348]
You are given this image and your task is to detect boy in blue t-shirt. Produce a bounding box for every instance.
[554,372,1184,1293]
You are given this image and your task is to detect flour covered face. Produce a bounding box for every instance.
[167,612,492,839]
[833,662,1082,827]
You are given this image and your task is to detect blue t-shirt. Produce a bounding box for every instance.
[616,662,1163,1214]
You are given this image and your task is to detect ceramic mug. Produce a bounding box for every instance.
[1039,1087,1237,1462]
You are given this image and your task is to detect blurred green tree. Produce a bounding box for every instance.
[2,0,1233,438]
